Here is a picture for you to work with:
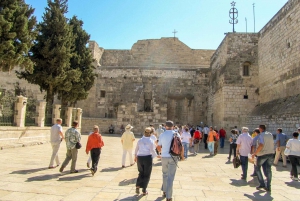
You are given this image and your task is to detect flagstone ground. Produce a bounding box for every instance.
[0,134,299,201]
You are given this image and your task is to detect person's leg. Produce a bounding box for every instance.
[161,158,168,195]
[207,142,212,153]
[166,157,177,199]
[128,149,134,165]
[183,142,188,158]
[61,149,72,169]
[265,154,273,190]
[92,148,101,173]
[289,155,298,178]
[233,144,237,158]
[70,148,78,172]
[255,155,267,187]
[240,156,247,179]
[211,142,215,154]
[142,155,153,193]
[214,141,218,155]
[280,146,287,166]
[228,144,233,160]
[136,156,144,191]
[273,148,280,165]
[49,143,60,167]
[220,137,224,148]
[204,135,208,149]
[122,149,127,166]
[194,142,199,154]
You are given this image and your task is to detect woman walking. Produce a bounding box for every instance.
[134,127,157,195]
[228,129,239,161]
[181,126,192,159]
[285,131,300,181]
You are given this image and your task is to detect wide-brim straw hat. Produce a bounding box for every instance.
[125,124,133,130]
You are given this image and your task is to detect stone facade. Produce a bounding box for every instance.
[1,0,300,136]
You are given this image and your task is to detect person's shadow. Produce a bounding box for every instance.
[10,167,49,175]
[244,191,273,200]
[285,181,300,189]
[101,167,123,172]
[119,178,136,186]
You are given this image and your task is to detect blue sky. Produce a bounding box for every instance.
[25,0,288,50]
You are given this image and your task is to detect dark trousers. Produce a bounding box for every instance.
[289,155,299,177]
[240,156,248,179]
[228,144,237,160]
[204,134,208,149]
[214,140,219,155]
[220,137,225,148]
[91,148,101,172]
[136,155,153,192]
[256,154,274,188]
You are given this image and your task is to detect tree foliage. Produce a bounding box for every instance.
[0,0,37,72]
[16,0,78,105]
[58,16,96,106]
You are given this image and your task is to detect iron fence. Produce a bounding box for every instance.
[0,90,15,126]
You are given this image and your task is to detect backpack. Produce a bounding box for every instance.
[169,132,183,157]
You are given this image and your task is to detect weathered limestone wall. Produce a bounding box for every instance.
[258,0,300,104]
[208,33,259,131]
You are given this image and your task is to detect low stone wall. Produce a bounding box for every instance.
[0,127,50,148]
[81,117,118,134]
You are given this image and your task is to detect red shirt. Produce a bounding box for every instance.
[219,129,226,138]
[86,132,104,153]
[194,130,202,139]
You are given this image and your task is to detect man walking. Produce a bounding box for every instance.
[219,127,226,148]
[121,124,135,168]
[273,128,288,167]
[157,120,184,201]
[203,125,209,149]
[86,125,104,176]
[252,125,274,192]
[49,118,64,169]
[59,121,81,173]
[236,127,253,180]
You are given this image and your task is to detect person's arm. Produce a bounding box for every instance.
[276,134,280,150]
[253,143,264,156]
[237,144,241,155]
[157,145,162,153]
[134,142,139,162]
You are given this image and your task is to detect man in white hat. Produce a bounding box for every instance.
[121,124,136,168]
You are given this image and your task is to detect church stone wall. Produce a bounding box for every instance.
[258,0,300,104]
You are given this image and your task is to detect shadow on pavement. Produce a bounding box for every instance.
[119,178,136,186]
[101,167,123,172]
[285,181,300,189]
[244,191,273,200]
[116,195,165,201]
[10,167,49,174]
[58,173,91,181]
[229,179,248,187]
[26,173,61,182]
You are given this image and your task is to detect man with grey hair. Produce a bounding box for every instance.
[236,127,253,180]
[49,118,64,169]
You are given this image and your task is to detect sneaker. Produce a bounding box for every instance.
[135,187,140,194]
[256,185,266,190]
[264,187,271,192]
[122,165,125,168]
[48,166,56,169]
[90,169,95,176]
[70,170,78,173]
[292,177,299,181]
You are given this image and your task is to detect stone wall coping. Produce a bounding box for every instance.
[0,127,50,131]
[97,66,210,71]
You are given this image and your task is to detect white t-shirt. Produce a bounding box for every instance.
[50,124,63,145]
[286,139,300,156]
[150,135,157,142]
[181,131,191,143]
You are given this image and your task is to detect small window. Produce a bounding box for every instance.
[244,95,248,99]
[100,90,106,98]
[243,63,250,76]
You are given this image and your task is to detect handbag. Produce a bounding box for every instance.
[75,142,82,149]
[193,138,200,144]
[233,155,241,168]
[284,148,291,156]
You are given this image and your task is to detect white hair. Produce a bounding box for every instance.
[242,127,249,132]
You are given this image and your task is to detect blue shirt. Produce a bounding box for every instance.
[252,135,260,149]
[276,133,288,147]
[158,130,180,158]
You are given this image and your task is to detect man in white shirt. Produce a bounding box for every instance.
[49,118,64,169]
[157,120,184,201]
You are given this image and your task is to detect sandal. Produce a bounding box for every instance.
[142,191,148,196]
[162,192,166,197]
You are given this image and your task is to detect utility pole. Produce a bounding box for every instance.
[253,3,256,32]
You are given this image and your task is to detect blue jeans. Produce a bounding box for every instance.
[240,156,248,179]
[161,157,177,199]
[255,154,274,188]
[220,137,225,148]
[208,142,214,154]
[182,142,189,159]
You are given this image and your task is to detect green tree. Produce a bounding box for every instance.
[0,0,37,72]
[17,0,77,106]
[58,16,96,107]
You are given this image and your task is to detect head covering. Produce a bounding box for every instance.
[125,124,133,130]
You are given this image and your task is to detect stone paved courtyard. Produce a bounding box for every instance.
[0,134,299,201]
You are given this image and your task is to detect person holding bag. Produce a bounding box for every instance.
[285,131,300,181]
[193,128,201,155]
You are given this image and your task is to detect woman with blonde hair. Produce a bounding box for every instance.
[134,127,157,196]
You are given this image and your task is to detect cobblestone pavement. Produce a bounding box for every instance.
[0,134,299,201]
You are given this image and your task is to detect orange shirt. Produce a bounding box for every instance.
[207,131,217,142]
[86,132,104,153]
